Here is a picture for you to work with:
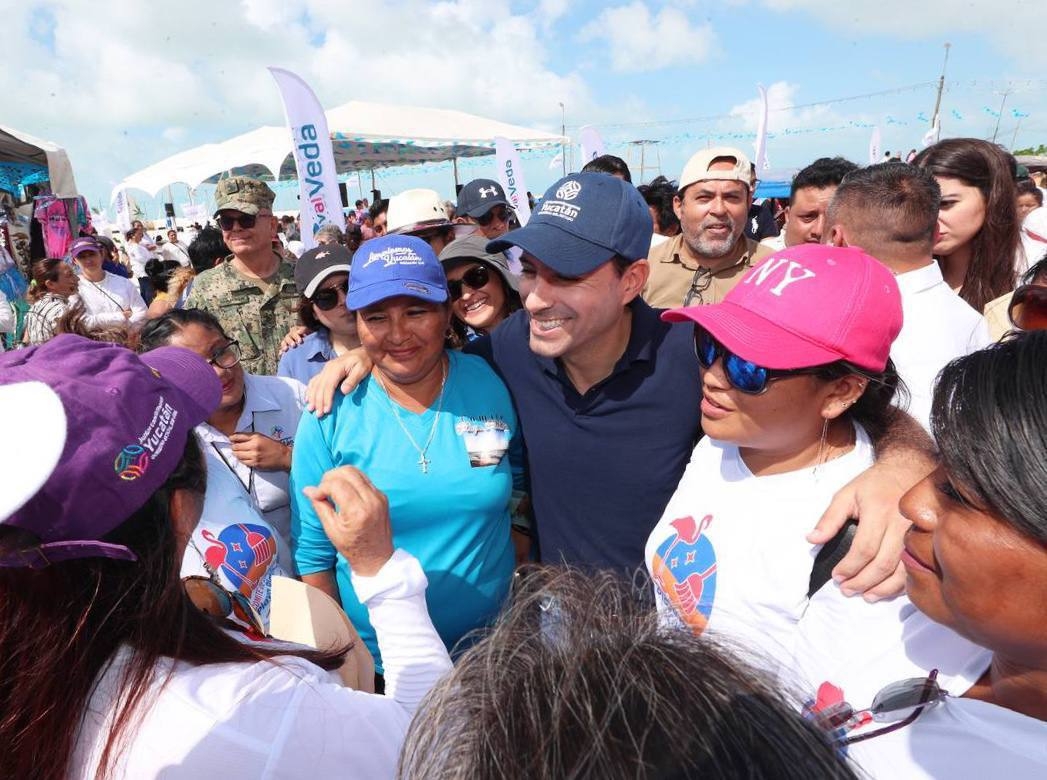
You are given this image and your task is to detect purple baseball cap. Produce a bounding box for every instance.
[348,234,448,310]
[0,335,221,569]
[70,236,102,257]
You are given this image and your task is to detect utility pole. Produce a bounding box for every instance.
[991,88,1011,143]
[1011,116,1024,150]
[929,42,951,142]
[559,102,567,175]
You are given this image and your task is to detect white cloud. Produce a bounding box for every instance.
[730,81,838,133]
[579,1,717,72]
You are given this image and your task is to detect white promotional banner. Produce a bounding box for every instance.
[753,85,769,173]
[579,126,606,165]
[181,203,208,222]
[921,116,940,148]
[113,187,132,232]
[494,136,531,226]
[268,67,344,250]
[868,126,882,165]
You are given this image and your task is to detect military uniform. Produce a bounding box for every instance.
[185,256,299,376]
[186,176,299,376]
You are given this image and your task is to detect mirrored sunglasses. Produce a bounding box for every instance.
[183,573,266,636]
[693,327,820,394]
[448,264,492,301]
[806,669,946,746]
[311,279,350,311]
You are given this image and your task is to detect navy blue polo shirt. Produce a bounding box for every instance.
[467,298,702,571]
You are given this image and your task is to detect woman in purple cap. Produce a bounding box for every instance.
[0,335,451,778]
[291,234,523,685]
[643,244,985,685]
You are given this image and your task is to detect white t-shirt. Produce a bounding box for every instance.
[179,446,289,630]
[645,426,892,673]
[195,374,305,569]
[847,693,1047,779]
[77,272,148,328]
[126,241,155,279]
[161,241,192,267]
[71,549,452,779]
[891,263,990,432]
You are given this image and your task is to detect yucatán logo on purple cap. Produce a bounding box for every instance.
[114,445,151,481]
[538,180,582,223]
[363,245,424,269]
[112,396,180,482]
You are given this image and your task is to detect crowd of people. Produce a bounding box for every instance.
[1,136,1045,779]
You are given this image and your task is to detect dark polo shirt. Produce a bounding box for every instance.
[467,298,702,571]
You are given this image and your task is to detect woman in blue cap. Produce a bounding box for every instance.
[291,234,522,683]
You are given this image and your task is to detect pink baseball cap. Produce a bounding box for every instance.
[662,244,902,372]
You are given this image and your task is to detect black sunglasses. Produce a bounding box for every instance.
[311,280,349,311]
[218,212,267,230]
[448,264,492,301]
[694,327,820,394]
[476,206,512,226]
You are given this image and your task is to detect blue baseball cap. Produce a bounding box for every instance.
[486,172,653,276]
[347,234,448,310]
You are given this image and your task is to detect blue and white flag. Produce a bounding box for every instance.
[269,67,345,250]
[494,136,531,226]
[579,126,606,165]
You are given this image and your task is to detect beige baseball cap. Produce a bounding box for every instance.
[386,188,452,235]
[678,147,752,191]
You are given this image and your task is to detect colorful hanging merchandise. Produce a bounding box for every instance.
[30,195,91,260]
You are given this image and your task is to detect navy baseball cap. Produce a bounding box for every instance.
[347,234,448,310]
[487,173,652,276]
[457,178,509,218]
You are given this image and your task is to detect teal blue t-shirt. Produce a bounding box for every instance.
[290,350,518,672]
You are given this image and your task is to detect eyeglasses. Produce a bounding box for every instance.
[208,341,241,369]
[183,572,266,636]
[806,669,945,746]
[477,206,512,226]
[694,327,820,394]
[218,212,269,230]
[1008,284,1047,331]
[311,280,349,311]
[684,267,714,306]
[448,264,491,300]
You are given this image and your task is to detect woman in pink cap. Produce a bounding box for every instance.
[644,243,944,678]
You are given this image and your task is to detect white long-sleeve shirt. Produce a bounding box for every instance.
[77,272,147,328]
[72,549,451,779]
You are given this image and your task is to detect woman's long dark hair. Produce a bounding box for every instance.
[814,358,904,444]
[931,331,1047,545]
[0,435,343,780]
[913,138,1020,311]
[28,258,67,303]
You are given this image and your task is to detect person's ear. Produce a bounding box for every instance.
[620,259,650,303]
[827,224,848,248]
[821,374,868,420]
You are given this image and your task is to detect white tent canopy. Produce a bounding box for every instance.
[0,124,78,197]
[115,100,565,199]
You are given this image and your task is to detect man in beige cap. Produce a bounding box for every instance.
[184,176,299,375]
[643,147,772,308]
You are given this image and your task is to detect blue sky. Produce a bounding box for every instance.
[7,0,1046,219]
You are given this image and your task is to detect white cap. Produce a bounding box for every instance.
[0,382,67,521]
[679,146,752,191]
[386,189,451,235]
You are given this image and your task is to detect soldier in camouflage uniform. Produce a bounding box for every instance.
[185,176,299,376]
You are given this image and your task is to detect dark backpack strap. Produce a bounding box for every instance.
[808,519,858,599]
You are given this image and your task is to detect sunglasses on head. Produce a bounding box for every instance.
[183,572,266,636]
[448,264,492,301]
[476,206,511,226]
[218,212,267,230]
[693,327,822,394]
[311,279,349,311]
[1008,283,1047,331]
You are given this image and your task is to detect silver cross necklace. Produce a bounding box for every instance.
[372,360,448,474]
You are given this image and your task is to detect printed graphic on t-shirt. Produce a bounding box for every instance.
[270,424,294,446]
[650,514,718,633]
[199,523,279,614]
[455,415,510,467]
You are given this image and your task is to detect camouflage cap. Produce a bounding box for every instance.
[213,176,277,216]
